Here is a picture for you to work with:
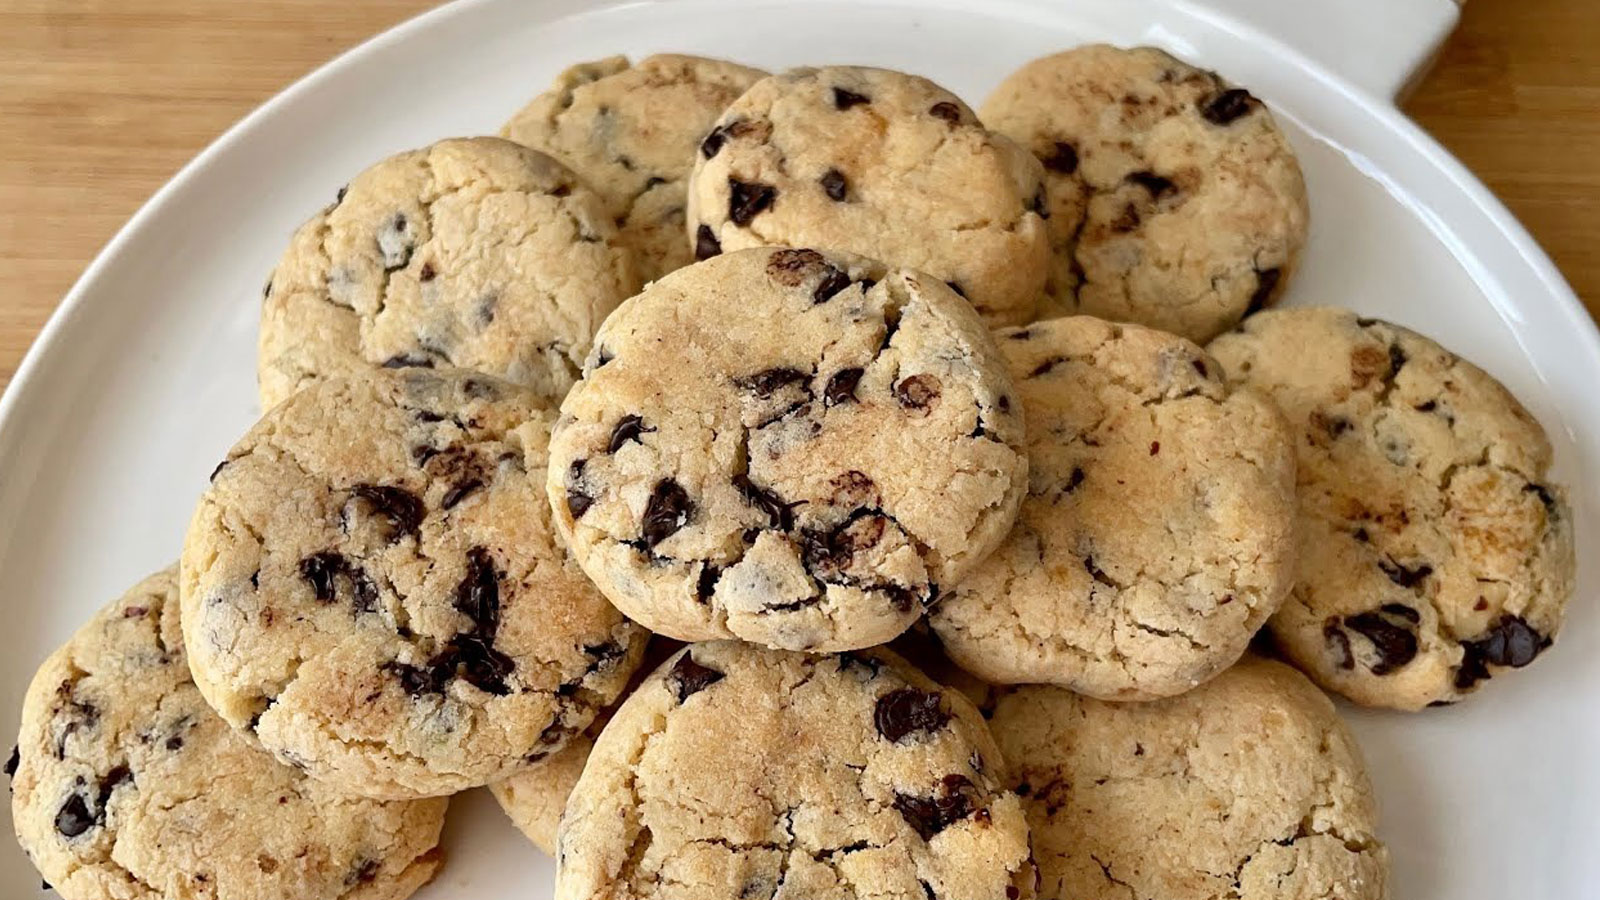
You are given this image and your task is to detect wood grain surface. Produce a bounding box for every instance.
[1,0,1596,393]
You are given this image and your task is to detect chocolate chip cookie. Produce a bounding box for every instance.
[1208,307,1575,709]
[930,316,1297,700]
[182,369,648,798]
[10,567,448,900]
[989,656,1389,900]
[555,642,1035,900]
[982,45,1309,342]
[502,54,766,282]
[687,66,1051,326]
[547,247,1028,652]
[258,136,638,409]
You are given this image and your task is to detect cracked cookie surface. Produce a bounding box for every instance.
[10,567,447,900]
[258,136,638,409]
[989,656,1389,900]
[929,316,1296,700]
[181,370,647,798]
[503,54,766,282]
[555,642,1035,900]
[547,247,1027,652]
[981,45,1308,342]
[686,66,1051,326]
[1208,307,1575,710]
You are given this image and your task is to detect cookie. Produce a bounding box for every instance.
[547,247,1028,652]
[490,637,684,855]
[988,656,1389,900]
[10,567,447,900]
[182,369,648,798]
[258,136,638,409]
[687,66,1051,326]
[929,316,1297,700]
[1208,307,1575,710]
[555,642,1035,900]
[502,54,766,282]
[981,45,1309,342]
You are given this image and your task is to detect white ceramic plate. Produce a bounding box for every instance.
[2,0,1596,896]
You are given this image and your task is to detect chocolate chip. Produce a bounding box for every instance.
[822,369,864,407]
[164,735,183,751]
[1377,559,1432,589]
[347,859,380,886]
[440,479,483,510]
[1125,170,1175,198]
[700,124,730,159]
[1344,611,1418,675]
[998,395,1011,413]
[1463,615,1548,671]
[642,479,694,546]
[728,179,777,226]
[669,653,725,701]
[377,212,415,271]
[454,547,501,637]
[608,415,651,453]
[734,474,796,530]
[1063,467,1085,493]
[345,484,424,543]
[4,745,16,778]
[695,224,722,260]
[894,774,976,840]
[1041,141,1078,174]
[386,660,447,697]
[1389,343,1407,377]
[821,168,848,201]
[1200,88,1257,125]
[875,688,950,742]
[1380,603,1421,623]
[894,374,941,412]
[566,460,594,519]
[55,793,94,838]
[928,101,963,124]
[735,367,811,398]
[1150,441,1161,455]
[696,565,721,602]
[351,570,379,615]
[813,266,853,304]
[299,553,347,603]
[445,634,516,696]
[833,87,869,110]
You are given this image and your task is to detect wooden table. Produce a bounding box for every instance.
[1,0,1596,392]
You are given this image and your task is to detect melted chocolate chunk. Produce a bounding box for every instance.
[608,414,651,453]
[1457,615,1549,691]
[894,374,941,411]
[345,484,424,542]
[669,653,725,701]
[445,634,516,696]
[299,553,348,603]
[1126,170,1175,198]
[696,564,721,602]
[728,179,777,226]
[735,367,811,398]
[1344,611,1418,675]
[1324,619,1355,670]
[824,368,864,406]
[821,168,848,201]
[1041,141,1079,174]
[566,459,594,519]
[928,101,963,124]
[695,224,722,260]
[454,547,501,637]
[833,87,869,110]
[54,793,94,838]
[1378,559,1433,589]
[1200,88,1257,125]
[1246,267,1281,316]
[734,474,796,530]
[894,774,976,840]
[386,660,448,698]
[875,688,950,742]
[642,479,694,546]
[813,266,853,304]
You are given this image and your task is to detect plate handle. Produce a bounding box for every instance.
[1190,0,1460,100]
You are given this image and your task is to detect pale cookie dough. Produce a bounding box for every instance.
[555,642,1036,900]
[1208,307,1576,710]
[687,66,1051,326]
[491,637,684,855]
[182,370,648,798]
[258,136,638,409]
[10,568,447,900]
[502,54,766,282]
[982,45,1309,342]
[547,247,1028,652]
[930,316,1297,700]
[989,656,1389,900]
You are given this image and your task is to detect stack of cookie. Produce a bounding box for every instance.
[9,44,1574,900]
